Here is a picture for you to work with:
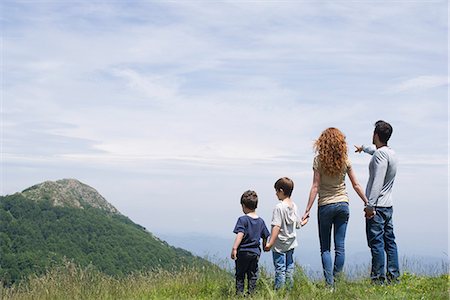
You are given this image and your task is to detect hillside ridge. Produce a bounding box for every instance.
[0,180,211,285]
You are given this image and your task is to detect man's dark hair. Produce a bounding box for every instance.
[274,177,294,197]
[374,120,393,144]
[241,190,258,210]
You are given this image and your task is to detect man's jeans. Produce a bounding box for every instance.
[235,251,259,295]
[366,206,400,283]
[318,202,349,286]
[272,249,294,290]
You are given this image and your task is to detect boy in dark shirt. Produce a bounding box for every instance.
[231,190,270,295]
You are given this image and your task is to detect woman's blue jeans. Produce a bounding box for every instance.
[272,249,294,290]
[318,202,349,286]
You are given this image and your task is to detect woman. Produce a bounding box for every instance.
[302,127,368,287]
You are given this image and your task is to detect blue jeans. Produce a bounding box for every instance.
[272,249,294,290]
[318,202,349,286]
[366,207,400,283]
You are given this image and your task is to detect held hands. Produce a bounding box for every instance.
[301,211,310,226]
[364,206,376,219]
[264,244,272,252]
[300,217,309,227]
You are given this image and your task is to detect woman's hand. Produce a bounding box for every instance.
[302,211,310,221]
[364,206,376,219]
[300,217,309,226]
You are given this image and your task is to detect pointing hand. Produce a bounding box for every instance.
[354,145,363,153]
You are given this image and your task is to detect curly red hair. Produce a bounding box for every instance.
[314,127,348,177]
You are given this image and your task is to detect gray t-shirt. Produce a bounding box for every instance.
[271,201,299,253]
[363,145,397,207]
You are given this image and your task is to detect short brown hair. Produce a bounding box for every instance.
[274,177,294,197]
[374,120,393,144]
[240,190,258,210]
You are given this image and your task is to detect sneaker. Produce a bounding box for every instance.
[387,276,400,285]
[371,277,386,285]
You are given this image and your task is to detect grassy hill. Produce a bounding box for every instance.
[1,263,448,299]
[0,180,212,286]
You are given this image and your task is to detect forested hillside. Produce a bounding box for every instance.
[0,180,210,286]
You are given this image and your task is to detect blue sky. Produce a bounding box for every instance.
[2,1,448,266]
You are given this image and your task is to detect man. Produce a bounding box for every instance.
[355,120,400,284]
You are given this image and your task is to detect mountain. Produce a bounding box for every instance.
[21,179,119,214]
[0,179,212,286]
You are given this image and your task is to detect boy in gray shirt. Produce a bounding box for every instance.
[264,177,303,290]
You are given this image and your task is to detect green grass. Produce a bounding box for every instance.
[1,262,449,300]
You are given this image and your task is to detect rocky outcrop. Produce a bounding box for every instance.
[21,178,119,214]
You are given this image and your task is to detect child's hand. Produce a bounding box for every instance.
[264,244,271,252]
[231,248,237,260]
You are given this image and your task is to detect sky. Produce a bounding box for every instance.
[2,1,449,269]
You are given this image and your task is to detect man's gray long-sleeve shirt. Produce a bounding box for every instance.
[363,145,397,207]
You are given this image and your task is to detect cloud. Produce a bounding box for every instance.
[110,68,180,101]
[389,75,449,93]
[2,120,105,157]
